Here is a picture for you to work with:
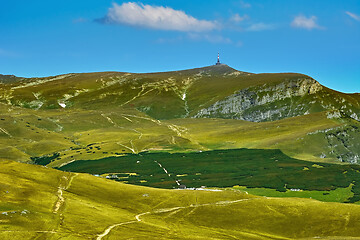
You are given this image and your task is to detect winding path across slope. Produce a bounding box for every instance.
[96,197,260,240]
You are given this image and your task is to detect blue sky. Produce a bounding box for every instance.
[1,0,359,92]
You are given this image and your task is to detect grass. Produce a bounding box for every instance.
[58,148,360,203]
[2,159,360,239]
[166,111,349,162]
[232,185,354,203]
[1,99,357,166]
[2,65,359,121]
[1,65,359,164]
[1,65,360,238]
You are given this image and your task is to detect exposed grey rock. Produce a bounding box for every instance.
[327,111,342,119]
[194,78,323,122]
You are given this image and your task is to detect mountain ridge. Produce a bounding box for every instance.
[0,65,359,163]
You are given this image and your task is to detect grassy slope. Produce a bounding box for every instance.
[1,159,360,239]
[167,111,360,163]
[11,67,317,121]
[1,67,360,239]
[1,65,359,164]
[232,185,353,203]
[1,98,357,165]
[3,65,358,120]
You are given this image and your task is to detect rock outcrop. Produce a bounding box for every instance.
[194,78,323,122]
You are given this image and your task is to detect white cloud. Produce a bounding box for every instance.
[246,22,275,31]
[346,11,360,21]
[291,15,322,30]
[230,13,248,23]
[100,2,219,32]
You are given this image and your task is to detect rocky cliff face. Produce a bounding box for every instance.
[194,78,323,122]
[193,77,359,122]
[325,126,360,163]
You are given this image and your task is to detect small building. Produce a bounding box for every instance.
[179,185,187,189]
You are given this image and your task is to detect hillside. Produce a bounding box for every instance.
[1,65,359,122]
[1,65,360,239]
[0,65,359,164]
[2,159,360,239]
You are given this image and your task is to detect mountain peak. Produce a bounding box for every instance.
[171,64,245,76]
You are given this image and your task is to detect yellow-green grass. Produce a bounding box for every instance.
[1,64,360,165]
[3,65,359,121]
[0,98,354,166]
[2,160,360,239]
[232,185,354,203]
[166,111,346,162]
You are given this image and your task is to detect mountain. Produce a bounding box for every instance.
[2,65,360,238]
[2,65,359,121]
[0,65,359,164]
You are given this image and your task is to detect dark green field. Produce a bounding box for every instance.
[58,148,360,203]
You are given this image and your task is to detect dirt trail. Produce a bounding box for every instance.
[96,220,138,240]
[154,160,180,186]
[96,197,258,240]
[2,174,78,238]
[120,87,154,107]
[121,114,161,125]
[120,113,191,144]
[53,173,77,213]
[0,127,12,137]
[101,113,143,152]
[51,173,78,235]
[116,142,136,154]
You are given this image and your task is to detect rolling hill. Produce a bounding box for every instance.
[0,65,359,164]
[1,65,360,238]
[1,159,360,239]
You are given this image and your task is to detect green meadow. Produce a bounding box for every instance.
[58,148,360,203]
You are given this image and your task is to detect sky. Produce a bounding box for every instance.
[1,0,359,93]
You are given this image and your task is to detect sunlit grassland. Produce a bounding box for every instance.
[1,98,355,167]
[166,112,351,162]
[1,64,360,239]
[232,185,354,203]
[1,65,360,166]
[1,160,360,239]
